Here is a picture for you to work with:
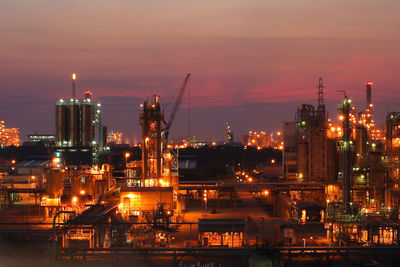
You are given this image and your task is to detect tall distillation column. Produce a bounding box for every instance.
[339,94,352,209]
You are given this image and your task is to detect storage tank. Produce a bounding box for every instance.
[69,100,81,146]
[100,125,107,150]
[81,101,94,147]
[55,100,69,146]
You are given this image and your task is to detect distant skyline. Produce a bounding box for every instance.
[1,0,399,141]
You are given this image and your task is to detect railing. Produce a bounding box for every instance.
[279,246,400,256]
[55,246,400,261]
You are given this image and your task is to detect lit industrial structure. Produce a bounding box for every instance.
[4,74,400,263]
[337,92,352,209]
[118,74,190,224]
[0,119,20,147]
[225,123,234,144]
[28,134,56,146]
[241,130,283,150]
[284,78,336,184]
[107,131,123,145]
[55,74,107,164]
[282,79,392,210]
[167,136,210,148]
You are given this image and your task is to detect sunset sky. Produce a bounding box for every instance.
[1,0,399,141]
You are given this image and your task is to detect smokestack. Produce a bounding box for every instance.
[316,77,326,125]
[366,81,372,108]
[318,77,324,108]
[72,73,77,99]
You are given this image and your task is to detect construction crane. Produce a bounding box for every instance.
[163,73,191,141]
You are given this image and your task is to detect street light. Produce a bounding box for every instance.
[125,152,130,167]
[29,175,36,188]
[260,217,265,247]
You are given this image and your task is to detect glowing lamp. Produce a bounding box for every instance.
[72,73,76,80]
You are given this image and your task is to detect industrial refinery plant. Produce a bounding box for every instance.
[2,74,400,267]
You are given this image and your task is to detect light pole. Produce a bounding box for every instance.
[203,190,207,218]
[125,152,130,167]
[260,217,265,247]
[29,175,36,188]
[11,159,16,172]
